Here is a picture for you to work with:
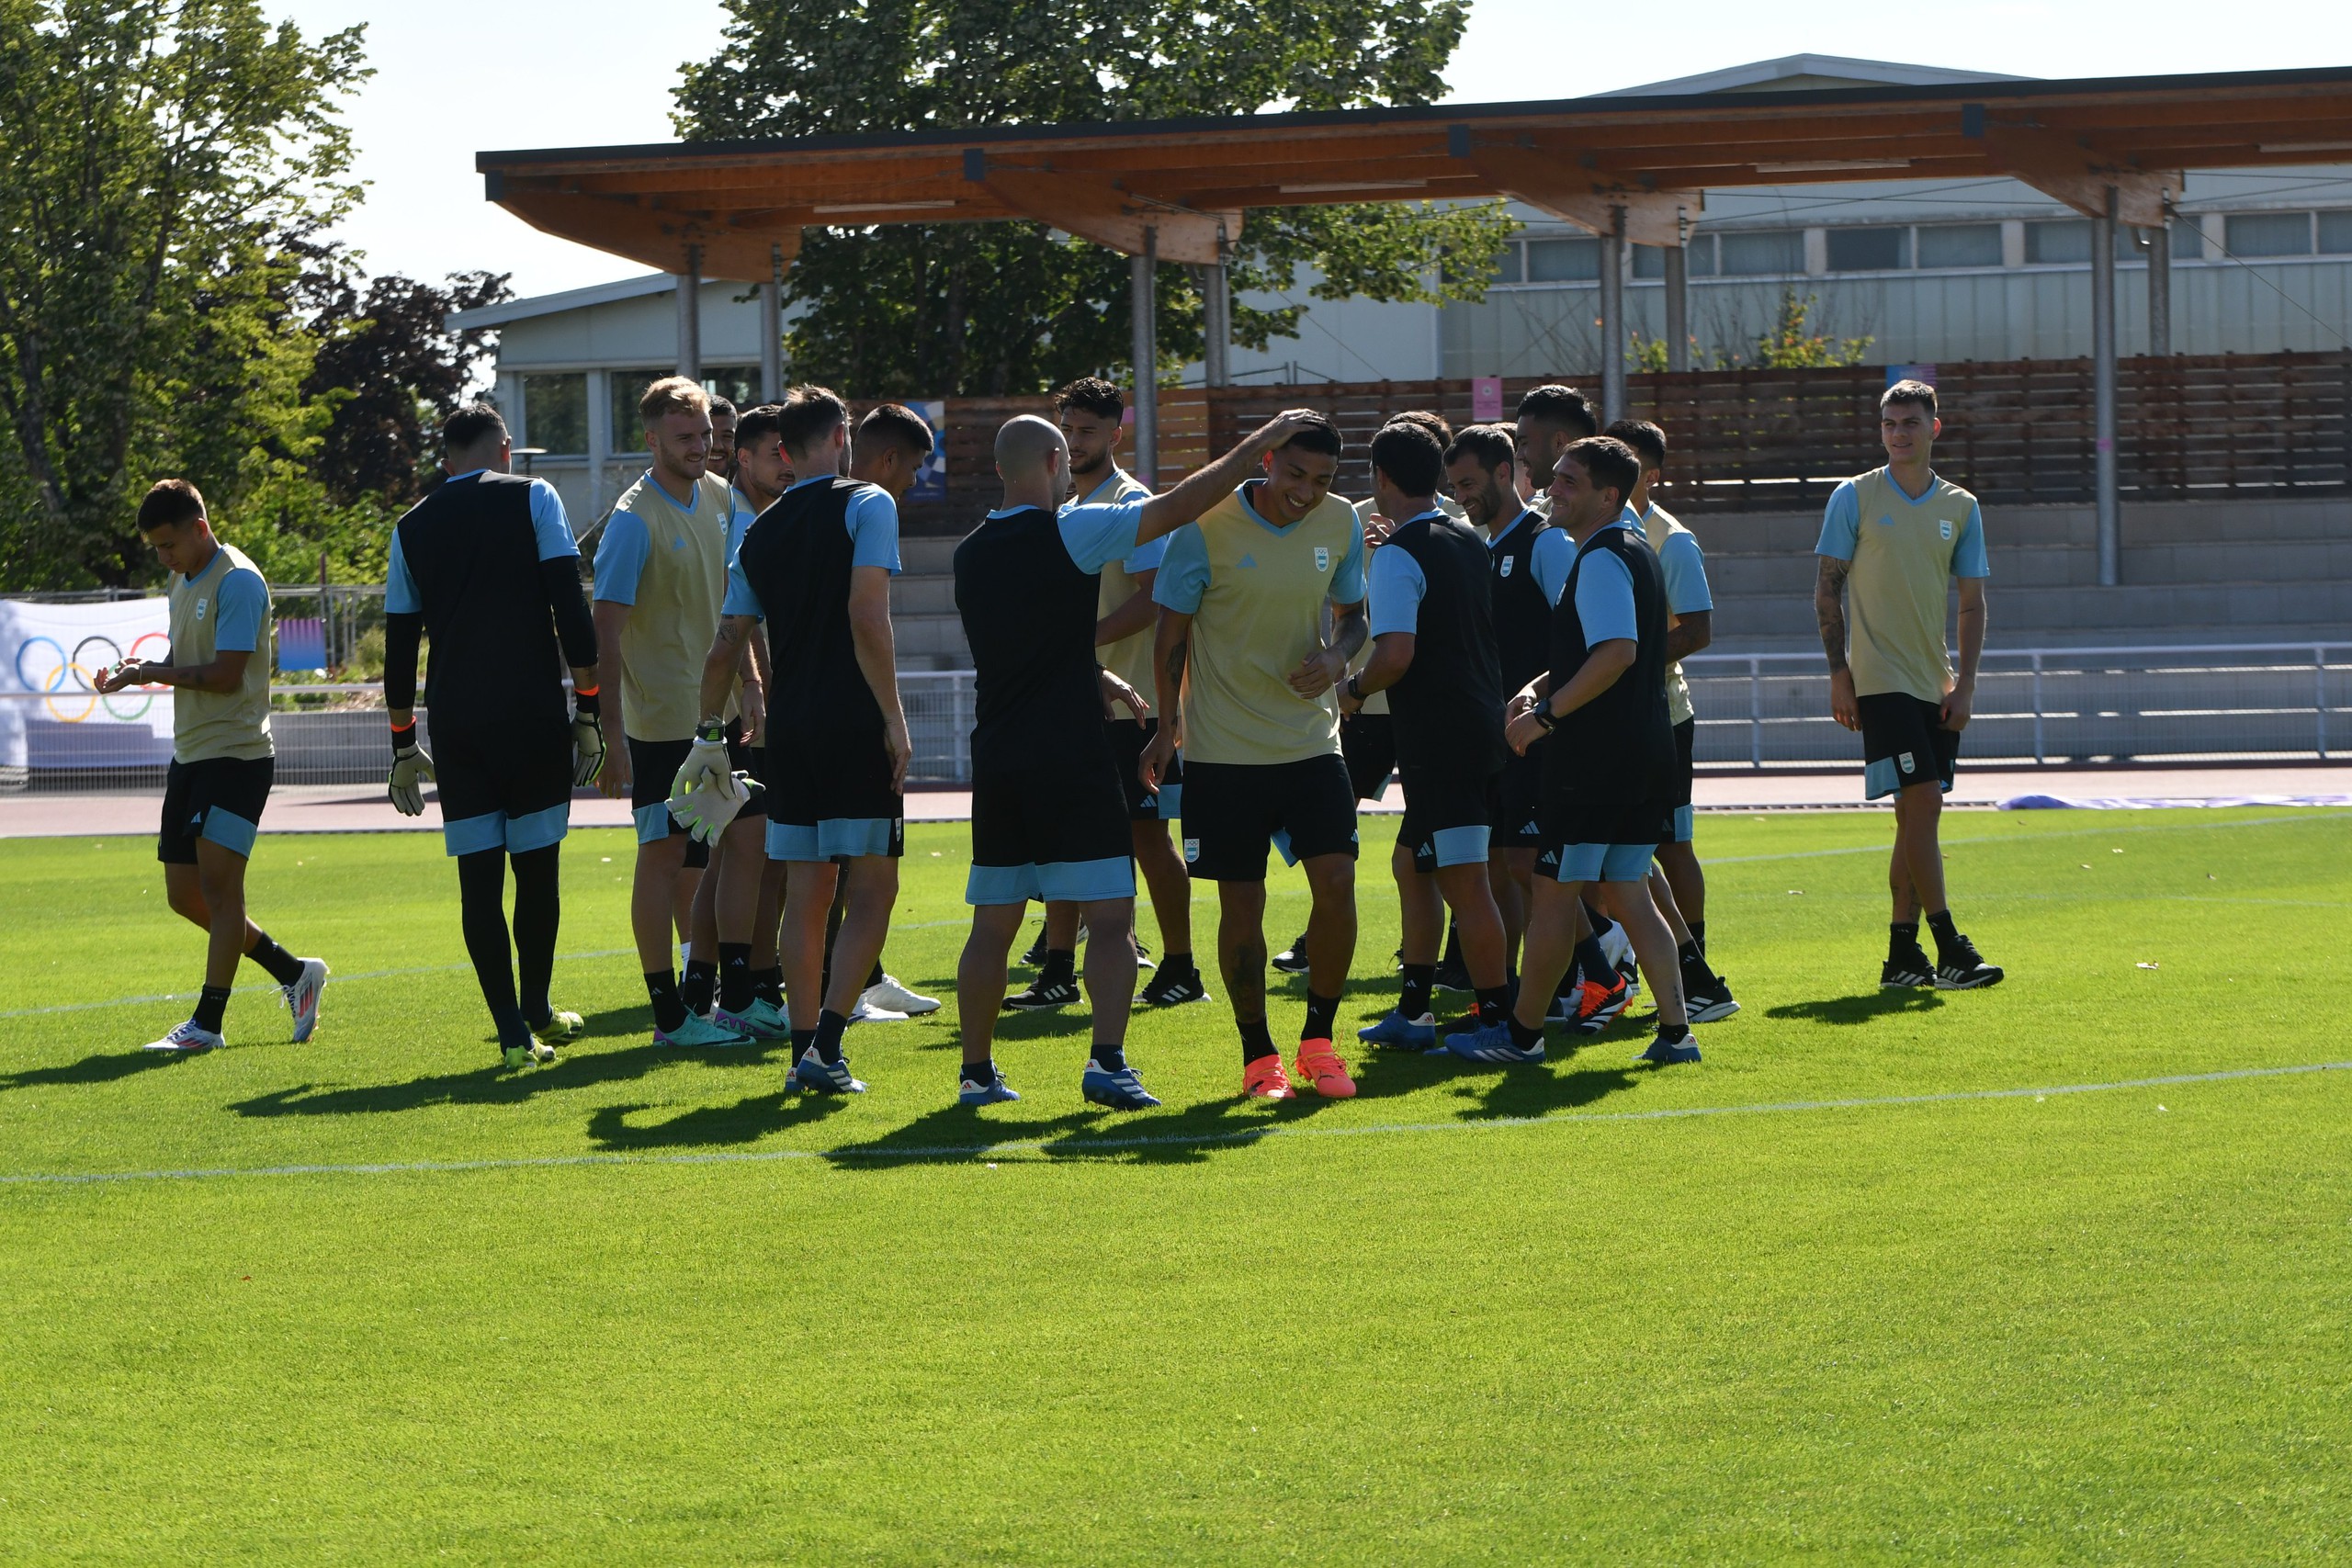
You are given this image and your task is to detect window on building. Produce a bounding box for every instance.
[1525,236,1601,282]
[2023,220,2137,265]
[1916,223,2004,269]
[1490,244,1524,284]
[1718,230,1803,276]
[2170,216,2205,261]
[519,374,586,457]
[2320,210,2352,254]
[609,372,659,455]
[2226,211,2313,257]
[1826,226,1910,272]
[1632,241,1716,278]
[705,369,761,411]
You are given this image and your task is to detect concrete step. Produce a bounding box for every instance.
[1702,536,2352,594]
[889,574,959,615]
[1673,496,2352,558]
[1708,578,2352,640]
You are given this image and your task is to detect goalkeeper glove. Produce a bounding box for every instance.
[671,769,751,845]
[570,685,606,787]
[671,720,734,798]
[388,723,435,816]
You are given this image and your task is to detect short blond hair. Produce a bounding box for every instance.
[638,375,710,431]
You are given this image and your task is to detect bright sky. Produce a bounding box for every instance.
[279,0,2352,299]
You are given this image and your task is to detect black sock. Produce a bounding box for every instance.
[192,984,232,1033]
[244,931,305,987]
[1398,963,1436,1019]
[813,1008,849,1064]
[1574,935,1610,988]
[510,845,560,1027]
[718,942,753,1012]
[1889,919,1925,959]
[1238,1014,1279,1065]
[1302,990,1340,1043]
[1041,948,1075,985]
[1476,984,1512,1026]
[1441,921,1462,966]
[866,959,886,988]
[645,970,686,1033]
[752,965,784,1008]
[1164,950,1194,974]
[458,848,526,1039]
[789,1027,816,1056]
[1926,910,1962,956]
[1508,1012,1544,1051]
[961,1056,996,1086]
[1583,902,1615,941]
[1678,941,1719,988]
[681,957,718,1016]
[1689,919,1707,957]
[1657,1020,1692,1043]
[1091,1042,1126,1072]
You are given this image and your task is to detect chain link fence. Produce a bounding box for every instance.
[4,645,2342,793]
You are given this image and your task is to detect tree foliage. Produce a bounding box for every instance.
[673,0,1517,395]
[0,0,368,589]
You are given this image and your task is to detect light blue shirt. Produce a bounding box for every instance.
[1571,517,1641,646]
[720,476,902,621]
[593,508,653,605]
[992,499,1145,574]
[1365,509,1447,637]
[209,565,268,653]
[1531,526,1575,608]
[1649,523,1713,615]
[387,472,574,614]
[1817,474,1989,578]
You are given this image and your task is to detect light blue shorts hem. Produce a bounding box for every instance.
[633,801,673,844]
[1428,824,1490,868]
[766,817,898,862]
[1557,841,1657,883]
[199,807,258,858]
[966,856,1137,907]
[443,812,506,858]
[1670,804,1695,844]
[1270,827,1300,869]
[1864,758,1952,802]
[505,802,570,854]
[1156,783,1182,820]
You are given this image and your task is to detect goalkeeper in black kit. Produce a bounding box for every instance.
[382,405,608,1069]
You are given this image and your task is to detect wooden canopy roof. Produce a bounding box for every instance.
[477,64,2352,280]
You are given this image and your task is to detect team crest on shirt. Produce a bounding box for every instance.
[1315,547,1330,571]
[1499,556,1515,577]
[1939,519,1954,540]
[194,597,209,620]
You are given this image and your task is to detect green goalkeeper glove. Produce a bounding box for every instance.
[388,723,435,816]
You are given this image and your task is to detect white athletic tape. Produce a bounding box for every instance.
[3,1059,2342,1188]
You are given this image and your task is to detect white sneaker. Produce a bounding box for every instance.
[284,957,330,1043]
[860,974,939,1016]
[847,998,910,1025]
[143,1019,224,1054]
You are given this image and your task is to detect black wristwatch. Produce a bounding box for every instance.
[1532,705,1557,733]
[1345,674,1364,704]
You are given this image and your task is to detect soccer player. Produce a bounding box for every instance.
[1608,418,1737,1021]
[707,397,738,484]
[1493,437,1697,1067]
[945,410,1317,1107]
[1008,377,1207,1012]
[715,403,794,1029]
[96,481,326,1055]
[1340,422,1513,1052]
[1142,413,1366,1100]
[592,376,757,1050]
[378,404,605,1067]
[1445,423,1568,975]
[1814,379,2003,990]
[696,392,930,1095]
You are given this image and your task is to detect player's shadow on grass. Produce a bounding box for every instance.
[0,1050,184,1093]
[819,1092,1341,1168]
[1766,992,1945,1026]
[227,1034,699,1119]
[1346,1026,1647,1120]
[585,1090,847,1150]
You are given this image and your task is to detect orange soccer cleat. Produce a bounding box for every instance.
[1242,1055,1296,1100]
[1292,1039,1358,1099]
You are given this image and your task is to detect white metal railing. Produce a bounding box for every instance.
[3,645,2345,791]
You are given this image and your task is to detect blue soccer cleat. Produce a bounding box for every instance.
[1357,1010,1437,1050]
[957,1067,1021,1106]
[791,1046,867,1094]
[1445,1021,1545,1065]
[1081,1060,1162,1110]
[1636,1032,1702,1066]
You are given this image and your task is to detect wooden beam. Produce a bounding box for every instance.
[970,155,1238,262]
[1979,123,2180,225]
[1454,136,1700,246]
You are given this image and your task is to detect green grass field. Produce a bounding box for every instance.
[3,806,2348,1564]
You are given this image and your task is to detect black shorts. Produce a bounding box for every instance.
[1104,716,1179,821]
[1536,797,1676,884]
[1340,711,1396,802]
[435,726,571,859]
[967,754,1136,905]
[1859,693,1960,801]
[157,756,273,864]
[1398,764,1499,873]
[629,727,755,869]
[766,724,901,862]
[1667,716,1698,845]
[1180,753,1359,882]
[1495,752,1545,850]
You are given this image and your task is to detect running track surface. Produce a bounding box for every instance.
[4,765,2350,839]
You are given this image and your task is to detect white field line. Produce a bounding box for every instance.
[2,1060,2344,1189]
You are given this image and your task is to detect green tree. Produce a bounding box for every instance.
[1743,290,1873,369]
[0,0,368,590]
[673,0,1517,395]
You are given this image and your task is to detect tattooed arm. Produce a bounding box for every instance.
[1140,605,1193,793]
[1814,555,1859,731]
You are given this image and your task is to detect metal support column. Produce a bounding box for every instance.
[759,244,785,401]
[1662,243,1690,374]
[2092,189,2120,586]
[1600,208,1627,424]
[1203,260,1231,389]
[1130,229,1159,483]
[2145,219,2171,358]
[675,244,703,381]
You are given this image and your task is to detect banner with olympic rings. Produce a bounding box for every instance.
[0,597,175,771]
